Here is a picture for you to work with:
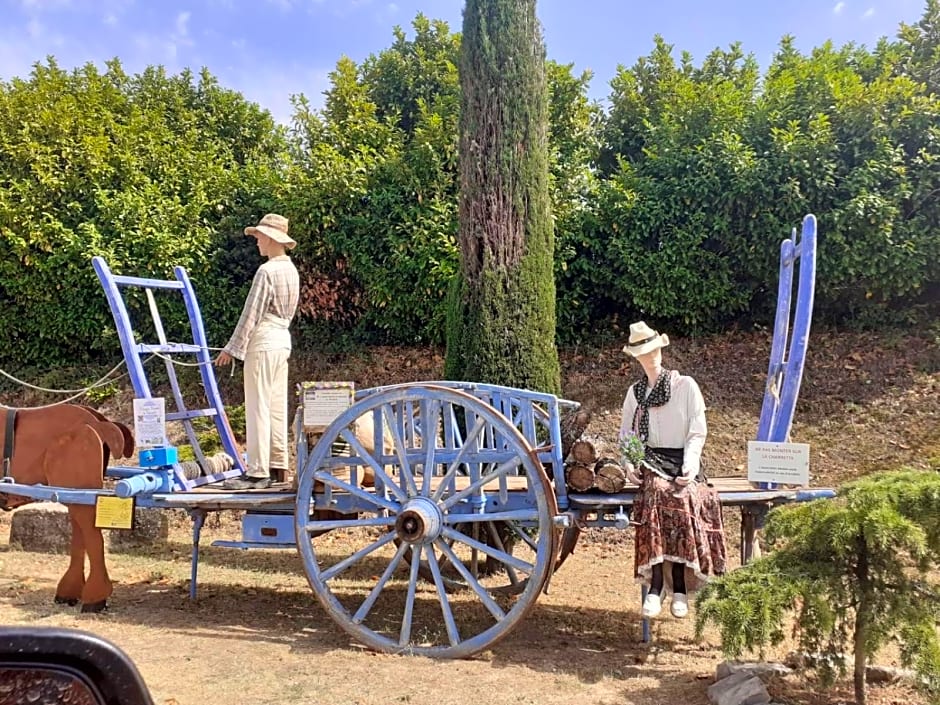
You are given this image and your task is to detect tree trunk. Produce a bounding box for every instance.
[854,535,870,705]
[445,0,560,394]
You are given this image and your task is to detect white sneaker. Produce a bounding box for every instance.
[642,592,662,618]
[671,592,689,618]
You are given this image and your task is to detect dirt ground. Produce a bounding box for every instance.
[1,328,938,705]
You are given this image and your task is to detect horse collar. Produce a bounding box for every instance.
[2,406,15,479]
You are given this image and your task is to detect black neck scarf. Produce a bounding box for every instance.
[631,369,672,443]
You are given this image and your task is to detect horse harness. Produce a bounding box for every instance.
[2,406,15,480]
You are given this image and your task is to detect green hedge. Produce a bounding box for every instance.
[1,7,938,367]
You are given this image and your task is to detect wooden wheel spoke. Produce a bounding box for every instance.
[313,471,399,513]
[442,526,533,575]
[420,400,441,497]
[425,544,461,647]
[399,543,422,647]
[305,516,396,533]
[339,429,407,503]
[384,406,418,497]
[442,511,539,524]
[431,418,487,502]
[320,530,398,582]
[506,521,539,552]
[485,521,520,588]
[435,539,506,621]
[441,457,522,510]
[353,541,410,625]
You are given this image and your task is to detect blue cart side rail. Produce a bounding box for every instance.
[356,381,580,510]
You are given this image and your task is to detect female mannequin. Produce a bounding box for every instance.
[619,322,727,618]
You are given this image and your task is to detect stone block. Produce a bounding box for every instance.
[107,507,169,551]
[9,503,72,553]
[716,661,792,682]
[866,665,915,684]
[707,671,771,705]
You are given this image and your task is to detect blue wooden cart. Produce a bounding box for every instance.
[0,215,833,658]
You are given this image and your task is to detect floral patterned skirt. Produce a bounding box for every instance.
[632,476,727,593]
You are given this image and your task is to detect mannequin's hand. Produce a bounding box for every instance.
[215,350,233,367]
[622,462,642,485]
[674,475,691,487]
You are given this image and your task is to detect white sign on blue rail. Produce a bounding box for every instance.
[133,397,167,449]
[302,381,355,431]
[747,441,810,486]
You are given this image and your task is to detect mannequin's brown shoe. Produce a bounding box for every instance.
[223,475,272,490]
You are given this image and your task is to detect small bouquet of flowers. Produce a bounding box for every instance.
[617,431,646,468]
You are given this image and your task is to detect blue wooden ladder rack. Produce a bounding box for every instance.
[756,214,818,478]
[92,256,246,490]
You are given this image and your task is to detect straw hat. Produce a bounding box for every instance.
[622,321,670,357]
[244,213,296,250]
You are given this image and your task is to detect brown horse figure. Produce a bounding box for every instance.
[1,403,134,612]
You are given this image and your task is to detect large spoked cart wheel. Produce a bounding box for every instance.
[294,384,559,658]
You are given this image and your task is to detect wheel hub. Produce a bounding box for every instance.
[395,496,443,545]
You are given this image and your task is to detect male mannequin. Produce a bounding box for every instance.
[216,214,299,489]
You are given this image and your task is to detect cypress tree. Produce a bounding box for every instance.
[444,0,561,394]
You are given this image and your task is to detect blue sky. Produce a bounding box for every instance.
[0,0,928,124]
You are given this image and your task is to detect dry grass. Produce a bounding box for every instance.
[0,328,937,705]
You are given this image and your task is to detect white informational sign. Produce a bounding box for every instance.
[302,382,355,431]
[747,440,810,486]
[133,397,167,449]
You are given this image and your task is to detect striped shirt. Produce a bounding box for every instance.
[223,256,300,360]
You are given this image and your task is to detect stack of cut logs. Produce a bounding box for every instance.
[564,439,628,493]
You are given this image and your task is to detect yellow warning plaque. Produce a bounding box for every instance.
[95,496,135,530]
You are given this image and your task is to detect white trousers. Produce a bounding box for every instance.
[243,348,290,478]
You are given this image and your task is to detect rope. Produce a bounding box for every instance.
[0,339,233,410]
[147,349,216,368]
[0,358,129,394]
[146,343,236,377]
[179,452,234,479]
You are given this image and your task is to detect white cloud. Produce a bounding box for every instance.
[175,11,191,37]
[26,19,43,38]
[103,13,118,26]
[20,0,72,11]
[861,6,875,18]
[833,1,846,15]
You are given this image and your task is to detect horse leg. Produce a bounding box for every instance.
[42,425,112,613]
[71,504,112,613]
[54,509,86,606]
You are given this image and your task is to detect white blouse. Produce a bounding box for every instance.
[618,370,707,480]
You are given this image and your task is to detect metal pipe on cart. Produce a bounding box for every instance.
[114,471,171,498]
